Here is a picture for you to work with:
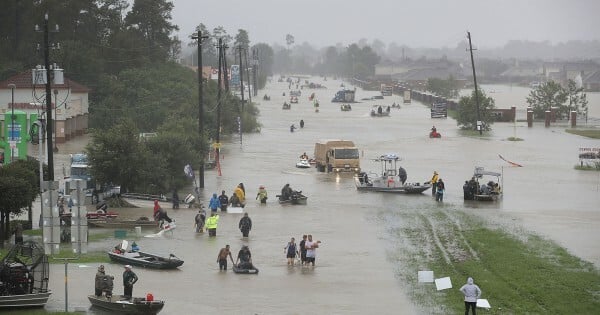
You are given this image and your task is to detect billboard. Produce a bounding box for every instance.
[230,65,240,86]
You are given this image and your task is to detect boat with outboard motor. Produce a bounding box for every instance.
[88,295,165,314]
[89,217,158,229]
[354,154,431,194]
[107,240,184,269]
[464,167,503,201]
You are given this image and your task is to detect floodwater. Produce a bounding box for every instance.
[13,76,600,314]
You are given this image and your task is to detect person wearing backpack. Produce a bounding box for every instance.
[284,237,299,266]
[238,213,252,237]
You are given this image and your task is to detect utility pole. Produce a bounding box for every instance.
[216,38,223,175]
[192,31,208,188]
[467,31,482,135]
[43,13,55,179]
[244,48,252,104]
[252,48,259,97]
[222,43,229,92]
[238,46,245,145]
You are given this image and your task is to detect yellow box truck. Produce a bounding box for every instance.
[314,140,360,173]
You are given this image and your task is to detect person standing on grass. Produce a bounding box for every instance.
[459,277,481,315]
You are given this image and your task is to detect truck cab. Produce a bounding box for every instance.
[314,140,360,173]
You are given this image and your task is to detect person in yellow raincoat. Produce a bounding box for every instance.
[430,171,439,196]
[234,183,246,207]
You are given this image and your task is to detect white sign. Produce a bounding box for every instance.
[434,277,452,290]
[418,271,434,283]
[476,299,491,309]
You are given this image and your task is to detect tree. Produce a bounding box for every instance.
[526,81,567,119]
[0,162,38,241]
[426,76,459,99]
[86,119,149,193]
[234,29,250,51]
[252,43,274,88]
[457,89,496,130]
[565,79,588,118]
[285,34,295,50]
[124,0,179,62]
[189,23,218,67]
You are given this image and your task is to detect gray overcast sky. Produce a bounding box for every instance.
[171,0,600,48]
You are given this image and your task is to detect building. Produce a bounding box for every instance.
[583,70,600,92]
[0,69,90,144]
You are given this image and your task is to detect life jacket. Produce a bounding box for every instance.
[287,243,296,255]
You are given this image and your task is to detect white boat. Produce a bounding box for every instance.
[464,167,503,201]
[354,154,431,194]
[296,159,311,168]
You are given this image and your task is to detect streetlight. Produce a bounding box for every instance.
[8,83,16,162]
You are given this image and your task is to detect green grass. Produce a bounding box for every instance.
[3,311,83,315]
[23,229,43,236]
[574,164,600,171]
[389,209,600,314]
[49,248,110,264]
[566,129,600,139]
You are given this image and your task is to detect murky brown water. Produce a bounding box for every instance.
[13,76,600,314]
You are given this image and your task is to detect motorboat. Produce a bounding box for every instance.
[0,241,51,310]
[354,153,431,194]
[370,105,391,117]
[277,191,308,205]
[296,159,311,168]
[108,241,184,269]
[340,104,352,111]
[464,167,503,201]
[89,217,158,229]
[88,295,165,314]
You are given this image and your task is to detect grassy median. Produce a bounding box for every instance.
[382,207,600,314]
[566,128,600,139]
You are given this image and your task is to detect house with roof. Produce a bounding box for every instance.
[0,69,90,144]
[583,70,600,92]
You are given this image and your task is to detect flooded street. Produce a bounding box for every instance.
[17,76,600,314]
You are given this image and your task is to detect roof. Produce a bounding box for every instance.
[0,70,91,93]
[393,67,465,81]
[583,70,600,84]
